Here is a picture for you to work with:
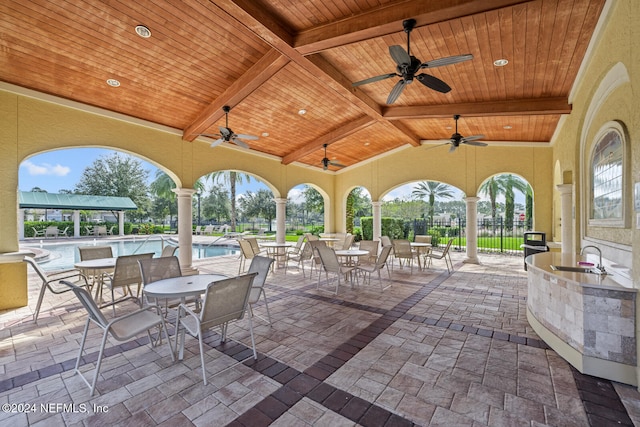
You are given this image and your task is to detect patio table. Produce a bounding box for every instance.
[74,257,116,301]
[410,242,432,270]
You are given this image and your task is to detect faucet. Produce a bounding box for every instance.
[580,245,605,273]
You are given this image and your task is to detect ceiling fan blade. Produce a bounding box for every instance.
[231,138,250,149]
[420,54,474,69]
[424,142,450,151]
[329,161,346,168]
[235,133,258,140]
[462,134,485,142]
[352,73,397,87]
[389,45,411,67]
[416,73,451,93]
[463,140,488,147]
[210,138,224,148]
[386,79,406,104]
[449,144,458,153]
[198,133,221,138]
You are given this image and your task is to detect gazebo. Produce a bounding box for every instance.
[18,191,137,239]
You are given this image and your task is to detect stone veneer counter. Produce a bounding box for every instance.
[525,251,637,386]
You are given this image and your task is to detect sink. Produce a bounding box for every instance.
[550,265,598,274]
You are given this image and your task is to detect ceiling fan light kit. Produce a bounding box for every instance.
[352,18,473,104]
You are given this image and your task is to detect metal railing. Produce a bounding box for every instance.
[412,217,529,255]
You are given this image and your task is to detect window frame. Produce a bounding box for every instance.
[588,122,627,228]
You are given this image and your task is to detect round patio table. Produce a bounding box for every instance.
[74,257,116,300]
[260,242,294,269]
[410,242,432,270]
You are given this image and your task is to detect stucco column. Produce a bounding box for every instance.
[18,208,24,240]
[118,211,125,236]
[73,210,80,237]
[275,198,286,243]
[173,188,197,274]
[463,197,480,264]
[556,184,573,253]
[372,201,382,241]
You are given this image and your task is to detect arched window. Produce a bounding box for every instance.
[589,124,625,226]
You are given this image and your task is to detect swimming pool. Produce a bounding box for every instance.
[22,238,239,271]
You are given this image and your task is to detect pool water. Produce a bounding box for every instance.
[23,238,239,271]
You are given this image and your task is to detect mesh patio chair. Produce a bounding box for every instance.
[424,238,455,274]
[245,237,267,257]
[246,256,275,325]
[102,253,154,315]
[238,238,256,273]
[357,245,393,291]
[24,256,90,322]
[175,272,258,385]
[284,240,313,276]
[315,245,358,295]
[138,255,184,306]
[358,240,379,264]
[159,244,178,257]
[77,245,114,299]
[340,234,355,250]
[307,239,327,279]
[392,239,417,274]
[380,236,392,247]
[60,280,173,396]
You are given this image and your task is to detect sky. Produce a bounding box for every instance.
[19,148,523,203]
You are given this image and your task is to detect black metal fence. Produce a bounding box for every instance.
[413,217,529,255]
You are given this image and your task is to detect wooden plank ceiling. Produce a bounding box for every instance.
[0,0,606,171]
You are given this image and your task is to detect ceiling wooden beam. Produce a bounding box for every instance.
[383,97,572,119]
[183,49,289,141]
[215,0,421,150]
[281,116,374,165]
[294,0,534,55]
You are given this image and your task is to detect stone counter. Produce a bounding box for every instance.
[525,251,637,386]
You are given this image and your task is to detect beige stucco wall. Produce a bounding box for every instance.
[551,0,638,283]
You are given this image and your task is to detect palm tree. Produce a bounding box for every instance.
[207,171,251,231]
[150,171,206,226]
[496,174,528,230]
[479,177,500,221]
[411,181,455,223]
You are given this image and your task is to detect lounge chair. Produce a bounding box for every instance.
[31,227,45,238]
[44,226,59,238]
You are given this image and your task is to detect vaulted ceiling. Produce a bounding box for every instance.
[0,0,606,171]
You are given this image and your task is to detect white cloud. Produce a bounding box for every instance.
[287,188,305,204]
[22,160,70,176]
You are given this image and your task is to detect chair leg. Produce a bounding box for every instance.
[261,290,272,325]
[33,283,48,322]
[246,312,257,359]
[198,332,207,385]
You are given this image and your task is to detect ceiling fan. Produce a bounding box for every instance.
[200,105,258,149]
[321,144,345,170]
[352,18,473,104]
[444,114,487,153]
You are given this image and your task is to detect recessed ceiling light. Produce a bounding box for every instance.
[135,25,151,38]
[493,59,508,67]
[106,78,120,87]
[446,126,452,130]
[364,142,370,146]
[262,132,269,137]
[298,109,306,115]
[503,125,513,129]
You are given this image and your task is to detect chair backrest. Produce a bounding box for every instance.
[246,237,261,254]
[392,239,412,256]
[239,239,255,259]
[247,256,274,289]
[341,234,355,250]
[376,245,393,267]
[138,256,182,285]
[24,256,49,283]
[305,233,319,241]
[415,235,432,244]
[60,280,109,327]
[160,245,178,257]
[380,236,392,247]
[316,245,340,274]
[441,238,454,254]
[359,240,379,257]
[308,240,326,262]
[199,273,257,328]
[111,253,154,288]
[293,235,305,251]
[78,245,113,261]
